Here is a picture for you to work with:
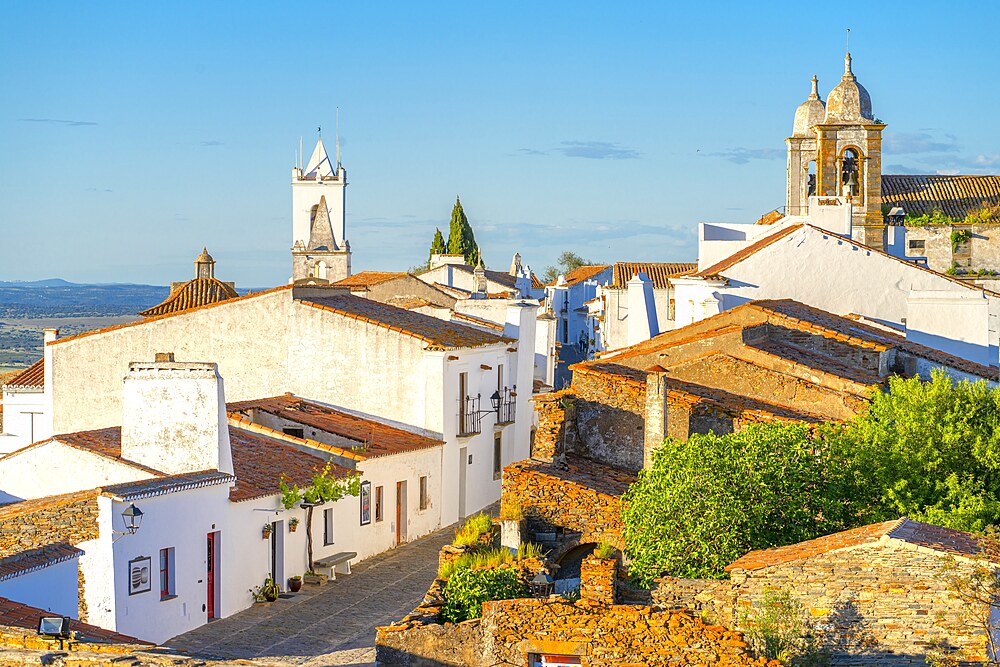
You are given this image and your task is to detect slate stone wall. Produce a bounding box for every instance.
[0,492,100,557]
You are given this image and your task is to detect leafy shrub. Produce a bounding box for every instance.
[499,501,524,522]
[438,548,514,580]
[516,542,544,560]
[740,589,825,665]
[453,513,494,546]
[440,566,526,622]
[621,423,864,585]
[622,371,1000,585]
[594,542,616,559]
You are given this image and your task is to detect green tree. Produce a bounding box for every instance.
[827,370,1000,532]
[542,250,595,283]
[621,423,867,585]
[279,462,361,572]
[428,227,447,259]
[440,566,526,623]
[446,197,480,266]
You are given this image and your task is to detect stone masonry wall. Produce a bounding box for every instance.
[571,370,645,471]
[654,541,991,665]
[531,391,575,462]
[730,542,989,664]
[0,491,100,557]
[501,461,627,550]
[579,555,616,605]
[480,598,776,667]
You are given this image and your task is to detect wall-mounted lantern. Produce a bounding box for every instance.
[112,503,144,542]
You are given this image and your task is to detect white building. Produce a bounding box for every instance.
[0,356,484,644]
[543,265,612,386]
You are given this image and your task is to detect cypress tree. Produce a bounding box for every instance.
[446,197,481,266]
[428,228,447,261]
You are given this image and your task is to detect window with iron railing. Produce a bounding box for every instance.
[459,394,482,436]
[497,386,517,425]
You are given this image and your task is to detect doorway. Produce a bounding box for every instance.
[269,520,283,590]
[395,481,408,546]
[458,447,468,519]
[206,532,219,620]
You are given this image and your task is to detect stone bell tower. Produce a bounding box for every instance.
[786,54,886,249]
[291,136,351,284]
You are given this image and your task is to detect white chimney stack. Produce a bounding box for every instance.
[121,356,233,476]
[627,272,659,346]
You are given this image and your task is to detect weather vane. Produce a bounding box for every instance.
[846,27,851,52]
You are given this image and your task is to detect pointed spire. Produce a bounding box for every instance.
[844,51,854,77]
[809,75,820,99]
[308,195,337,251]
[304,138,335,179]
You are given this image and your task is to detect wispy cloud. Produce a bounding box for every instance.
[885,132,958,154]
[517,141,640,160]
[200,140,223,147]
[18,118,97,127]
[705,147,783,164]
[884,164,925,175]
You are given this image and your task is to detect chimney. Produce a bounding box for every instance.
[627,272,659,346]
[121,359,233,475]
[43,328,59,344]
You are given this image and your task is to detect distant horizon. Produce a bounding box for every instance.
[3,2,999,285]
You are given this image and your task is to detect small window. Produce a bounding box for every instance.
[668,298,676,321]
[375,485,384,522]
[493,433,503,480]
[323,508,334,545]
[531,655,582,667]
[497,363,504,393]
[908,239,925,252]
[283,427,304,439]
[419,476,429,511]
[159,547,175,599]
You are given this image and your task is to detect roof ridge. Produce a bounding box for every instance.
[693,224,803,278]
[227,414,367,461]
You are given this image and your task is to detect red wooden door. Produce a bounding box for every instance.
[206,532,217,619]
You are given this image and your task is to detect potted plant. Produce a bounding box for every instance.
[302,569,328,586]
[250,577,280,603]
[262,524,272,540]
[289,518,299,533]
[287,575,302,593]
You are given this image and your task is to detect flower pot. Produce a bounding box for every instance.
[303,573,328,586]
[264,590,279,602]
[289,523,298,533]
[262,529,272,540]
[288,577,302,593]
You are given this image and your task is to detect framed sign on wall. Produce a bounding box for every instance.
[360,480,371,526]
[128,556,152,595]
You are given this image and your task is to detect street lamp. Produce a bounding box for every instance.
[530,571,554,598]
[112,503,144,542]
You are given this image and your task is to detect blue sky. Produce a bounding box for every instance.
[2,1,999,286]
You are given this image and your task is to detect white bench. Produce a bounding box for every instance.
[314,551,357,580]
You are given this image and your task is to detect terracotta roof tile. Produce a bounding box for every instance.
[693,224,803,277]
[2,358,43,389]
[0,595,149,644]
[298,293,513,350]
[755,209,785,225]
[452,312,505,332]
[228,427,352,502]
[547,265,611,287]
[0,543,82,582]
[750,299,998,381]
[137,277,239,318]
[883,175,1000,218]
[1,428,164,476]
[726,518,989,572]
[611,262,698,288]
[572,362,827,422]
[332,271,409,289]
[228,395,444,459]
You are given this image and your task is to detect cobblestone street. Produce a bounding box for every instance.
[164,524,456,667]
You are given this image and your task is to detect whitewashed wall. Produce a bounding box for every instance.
[0,388,46,454]
[0,558,79,617]
[0,441,154,502]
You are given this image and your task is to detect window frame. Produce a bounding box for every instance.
[493,432,503,480]
[323,507,335,545]
[159,547,175,600]
[419,476,429,511]
[375,485,384,522]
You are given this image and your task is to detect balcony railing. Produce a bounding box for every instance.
[459,394,482,436]
[497,386,517,425]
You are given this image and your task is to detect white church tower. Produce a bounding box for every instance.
[291,135,351,283]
